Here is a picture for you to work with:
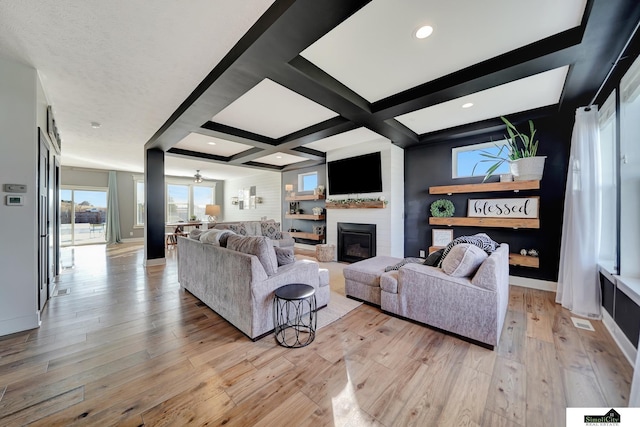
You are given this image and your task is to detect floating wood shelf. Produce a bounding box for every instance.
[325,200,385,209]
[508,253,540,268]
[289,232,325,241]
[286,194,325,201]
[429,217,540,229]
[430,246,539,268]
[429,180,540,195]
[285,214,325,220]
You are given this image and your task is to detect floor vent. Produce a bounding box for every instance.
[571,317,595,331]
[53,288,70,297]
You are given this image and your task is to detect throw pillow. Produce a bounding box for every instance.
[261,221,281,239]
[441,243,488,277]
[423,248,444,266]
[199,229,231,245]
[227,235,278,276]
[384,257,424,272]
[437,233,498,268]
[218,230,234,247]
[228,223,248,236]
[274,246,295,266]
[188,229,204,240]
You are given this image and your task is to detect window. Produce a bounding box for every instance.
[60,186,108,246]
[298,172,318,192]
[598,91,617,268]
[452,140,510,179]
[133,176,215,225]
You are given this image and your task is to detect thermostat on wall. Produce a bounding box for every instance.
[6,195,24,206]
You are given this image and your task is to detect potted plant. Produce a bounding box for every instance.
[473,116,546,182]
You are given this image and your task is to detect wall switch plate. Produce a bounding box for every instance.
[4,184,27,193]
[419,250,426,258]
[130,232,133,236]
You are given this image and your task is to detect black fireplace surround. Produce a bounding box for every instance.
[337,222,376,263]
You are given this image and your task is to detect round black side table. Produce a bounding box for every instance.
[273,283,317,348]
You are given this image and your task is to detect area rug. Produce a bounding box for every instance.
[317,291,362,329]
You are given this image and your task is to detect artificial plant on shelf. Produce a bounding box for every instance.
[473,116,545,182]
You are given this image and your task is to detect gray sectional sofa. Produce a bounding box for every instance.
[344,243,510,348]
[211,220,295,248]
[177,235,329,340]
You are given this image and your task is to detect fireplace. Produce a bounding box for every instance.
[337,222,376,263]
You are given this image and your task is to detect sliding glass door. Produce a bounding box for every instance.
[60,187,108,246]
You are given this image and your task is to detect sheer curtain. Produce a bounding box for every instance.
[105,171,122,244]
[556,107,602,319]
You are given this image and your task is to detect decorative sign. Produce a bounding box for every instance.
[432,229,453,247]
[467,197,539,219]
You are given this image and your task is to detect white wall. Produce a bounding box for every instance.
[223,170,282,222]
[325,139,405,258]
[0,58,40,335]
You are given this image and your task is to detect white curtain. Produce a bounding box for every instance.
[105,171,122,244]
[556,107,602,319]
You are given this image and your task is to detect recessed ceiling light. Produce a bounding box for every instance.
[276,155,282,159]
[462,103,474,109]
[90,122,101,128]
[207,141,216,145]
[414,25,433,39]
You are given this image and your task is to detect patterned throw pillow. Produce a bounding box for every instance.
[261,221,281,239]
[228,223,248,236]
[437,233,497,268]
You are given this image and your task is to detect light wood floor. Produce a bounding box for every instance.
[0,243,633,426]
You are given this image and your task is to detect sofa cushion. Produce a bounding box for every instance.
[441,243,488,277]
[261,221,281,239]
[228,223,249,236]
[343,256,403,287]
[227,235,278,276]
[274,246,295,266]
[380,271,399,294]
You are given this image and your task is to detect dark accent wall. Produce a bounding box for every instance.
[404,113,573,281]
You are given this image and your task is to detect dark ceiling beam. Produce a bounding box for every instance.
[144,0,371,152]
[560,0,640,109]
[199,122,276,148]
[371,27,584,121]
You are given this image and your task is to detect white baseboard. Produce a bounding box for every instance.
[0,312,40,336]
[144,257,166,267]
[602,309,637,367]
[509,275,557,292]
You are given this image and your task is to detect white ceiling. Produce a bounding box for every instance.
[301,0,586,102]
[0,0,602,180]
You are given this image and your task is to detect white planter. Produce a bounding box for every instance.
[509,156,546,181]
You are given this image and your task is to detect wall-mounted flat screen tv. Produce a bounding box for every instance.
[327,152,383,195]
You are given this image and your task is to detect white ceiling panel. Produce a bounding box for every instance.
[174,132,253,157]
[301,0,586,102]
[211,79,339,139]
[253,152,309,166]
[395,66,570,135]
[302,128,387,152]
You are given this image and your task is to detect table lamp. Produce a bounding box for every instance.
[205,204,221,224]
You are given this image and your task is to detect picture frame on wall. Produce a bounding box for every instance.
[432,229,453,247]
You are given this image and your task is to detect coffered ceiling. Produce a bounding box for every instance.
[1,0,639,180]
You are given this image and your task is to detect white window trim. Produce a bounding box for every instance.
[451,139,509,179]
